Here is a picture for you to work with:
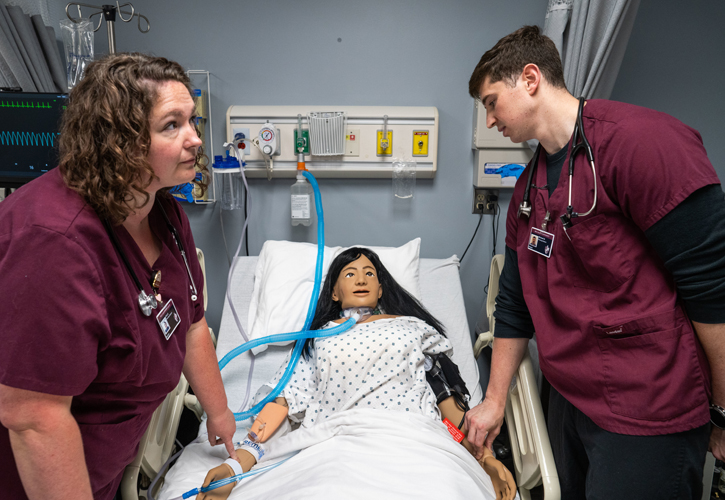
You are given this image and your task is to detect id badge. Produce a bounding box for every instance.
[528,227,555,258]
[156,298,181,340]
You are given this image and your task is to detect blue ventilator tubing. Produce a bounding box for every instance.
[219,170,355,422]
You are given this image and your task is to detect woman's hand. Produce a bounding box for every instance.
[198,463,236,500]
[206,407,238,460]
[464,397,506,460]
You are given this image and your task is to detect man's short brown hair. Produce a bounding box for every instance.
[468,25,566,99]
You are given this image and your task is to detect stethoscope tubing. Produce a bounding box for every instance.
[519,97,598,228]
[103,200,199,316]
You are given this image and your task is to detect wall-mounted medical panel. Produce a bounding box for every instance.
[473,148,533,188]
[472,100,529,149]
[226,106,438,178]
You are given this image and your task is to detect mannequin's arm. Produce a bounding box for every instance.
[438,397,516,500]
[198,398,289,500]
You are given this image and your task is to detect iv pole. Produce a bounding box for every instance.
[65,2,150,54]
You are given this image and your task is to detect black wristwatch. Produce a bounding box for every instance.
[710,404,725,429]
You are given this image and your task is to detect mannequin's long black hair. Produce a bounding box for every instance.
[304,247,445,358]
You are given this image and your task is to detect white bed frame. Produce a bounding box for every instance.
[474,254,560,500]
[122,252,561,499]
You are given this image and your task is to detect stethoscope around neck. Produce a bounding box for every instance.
[103,201,198,317]
[517,97,598,233]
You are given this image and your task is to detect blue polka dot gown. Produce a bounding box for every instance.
[264,317,452,428]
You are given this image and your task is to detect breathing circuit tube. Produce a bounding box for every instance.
[221,169,356,422]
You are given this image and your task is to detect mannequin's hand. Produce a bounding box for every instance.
[480,447,516,500]
[710,426,725,461]
[464,398,505,459]
[198,463,236,500]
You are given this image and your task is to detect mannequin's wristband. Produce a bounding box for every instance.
[224,458,243,479]
[238,437,265,462]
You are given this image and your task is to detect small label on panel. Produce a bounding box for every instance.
[291,194,311,219]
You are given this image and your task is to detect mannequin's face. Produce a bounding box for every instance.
[331,255,383,309]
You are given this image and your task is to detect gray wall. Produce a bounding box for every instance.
[610,0,725,183]
[79,0,546,339]
[60,0,725,366]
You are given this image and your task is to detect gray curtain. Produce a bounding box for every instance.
[0,2,66,92]
[544,0,641,99]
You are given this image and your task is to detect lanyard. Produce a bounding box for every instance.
[103,201,198,317]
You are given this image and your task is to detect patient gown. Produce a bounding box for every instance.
[263,316,452,427]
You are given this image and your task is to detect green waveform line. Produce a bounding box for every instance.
[0,101,55,109]
[0,131,59,146]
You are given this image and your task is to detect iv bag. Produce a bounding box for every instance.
[60,19,94,89]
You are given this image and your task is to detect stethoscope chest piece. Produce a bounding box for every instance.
[138,289,159,317]
[518,201,532,219]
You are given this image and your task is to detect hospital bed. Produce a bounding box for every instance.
[123,242,560,500]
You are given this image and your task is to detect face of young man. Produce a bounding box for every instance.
[478,74,535,145]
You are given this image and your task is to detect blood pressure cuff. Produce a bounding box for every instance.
[425,353,470,409]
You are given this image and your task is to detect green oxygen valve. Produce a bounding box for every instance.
[294,114,309,154]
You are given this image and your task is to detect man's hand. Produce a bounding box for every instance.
[198,463,236,500]
[711,426,725,461]
[207,408,238,460]
[465,397,506,460]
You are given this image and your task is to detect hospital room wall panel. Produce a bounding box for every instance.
[69,0,543,357]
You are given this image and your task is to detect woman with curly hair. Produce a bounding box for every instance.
[0,53,236,500]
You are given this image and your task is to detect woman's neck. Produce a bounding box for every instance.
[121,192,161,266]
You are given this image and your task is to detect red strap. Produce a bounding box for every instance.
[443,418,465,443]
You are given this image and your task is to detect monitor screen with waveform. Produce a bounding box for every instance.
[0,91,68,188]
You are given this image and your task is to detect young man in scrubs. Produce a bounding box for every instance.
[464,25,725,499]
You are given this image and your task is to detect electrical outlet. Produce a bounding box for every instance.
[472,188,498,215]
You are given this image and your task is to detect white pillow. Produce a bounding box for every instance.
[247,238,421,353]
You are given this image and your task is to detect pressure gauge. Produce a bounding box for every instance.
[259,123,277,156]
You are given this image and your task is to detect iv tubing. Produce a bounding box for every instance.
[178,451,299,499]
[221,142,257,411]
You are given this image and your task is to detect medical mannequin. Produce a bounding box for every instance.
[198,248,515,500]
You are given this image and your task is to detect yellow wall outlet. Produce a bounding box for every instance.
[413,130,429,156]
[377,130,393,156]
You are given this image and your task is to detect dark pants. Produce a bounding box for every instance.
[548,386,710,500]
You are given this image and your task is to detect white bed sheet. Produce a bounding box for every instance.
[161,409,501,500]
[159,255,490,499]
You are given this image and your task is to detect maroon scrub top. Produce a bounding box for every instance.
[0,168,205,499]
[507,100,720,435]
